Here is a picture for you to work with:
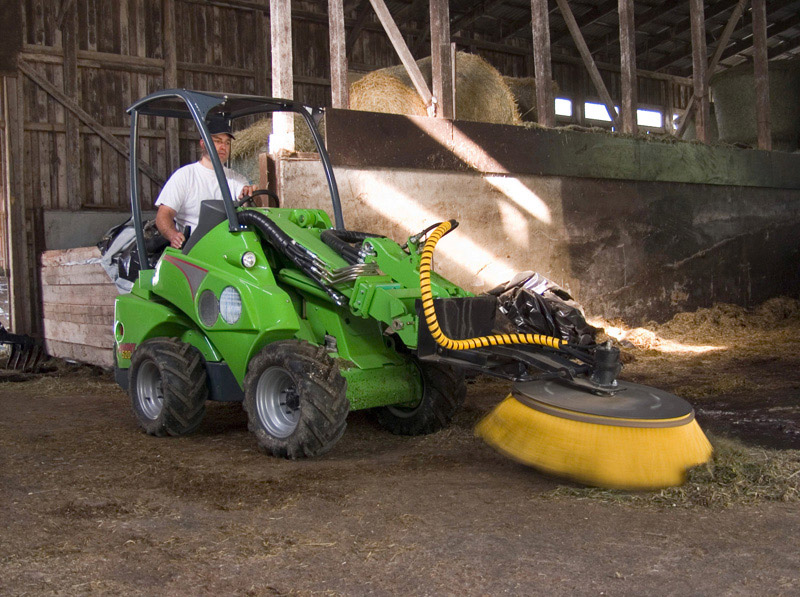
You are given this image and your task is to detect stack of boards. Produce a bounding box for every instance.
[40,247,116,368]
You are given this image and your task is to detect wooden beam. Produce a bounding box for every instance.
[3,76,35,335]
[618,0,637,135]
[677,0,747,138]
[552,0,616,45]
[163,0,180,173]
[329,0,349,108]
[345,0,372,56]
[451,0,505,36]
[689,0,710,143]
[430,0,453,119]
[254,6,269,95]
[270,0,294,152]
[61,0,81,210]
[531,0,555,127]
[18,61,165,185]
[555,0,619,128]
[368,0,434,112]
[752,0,770,150]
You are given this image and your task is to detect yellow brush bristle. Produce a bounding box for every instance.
[476,395,713,490]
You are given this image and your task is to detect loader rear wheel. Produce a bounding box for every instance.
[243,340,349,459]
[375,361,466,436]
[129,338,208,436]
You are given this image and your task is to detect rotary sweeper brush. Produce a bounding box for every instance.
[113,90,711,490]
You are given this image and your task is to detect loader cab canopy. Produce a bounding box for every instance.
[127,89,343,272]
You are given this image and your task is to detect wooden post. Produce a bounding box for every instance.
[254,7,270,97]
[677,0,747,139]
[163,0,180,172]
[430,0,453,118]
[752,0,771,150]
[555,0,619,128]
[618,0,638,134]
[328,0,349,109]
[664,80,675,135]
[368,0,434,113]
[270,0,294,153]
[689,0,709,143]
[62,1,81,210]
[3,76,35,335]
[530,0,555,127]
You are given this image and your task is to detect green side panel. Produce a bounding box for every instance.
[114,293,221,368]
[341,361,422,411]
[148,221,303,384]
[303,295,405,369]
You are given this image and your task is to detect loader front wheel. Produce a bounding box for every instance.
[129,338,208,436]
[375,361,466,435]
[244,340,348,459]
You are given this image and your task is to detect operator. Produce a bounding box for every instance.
[155,119,257,249]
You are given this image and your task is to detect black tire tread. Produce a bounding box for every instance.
[375,361,466,436]
[243,340,349,459]
[129,337,208,437]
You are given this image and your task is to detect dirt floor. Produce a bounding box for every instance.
[2,298,800,596]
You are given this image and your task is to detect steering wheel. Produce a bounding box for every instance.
[236,188,281,208]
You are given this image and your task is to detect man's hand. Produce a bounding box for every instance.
[155,204,185,249]
[239,185,258,201]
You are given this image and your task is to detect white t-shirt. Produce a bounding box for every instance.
[155,162,249,231]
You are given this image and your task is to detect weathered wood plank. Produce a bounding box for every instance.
[4,76,36,335]
[43,318,114,348]
[689,0,709,143]
[531,0,555,127]
[43,301,116,324]
[328,0,348,109]
[42,283,119,305]
[270,0,294,151]
[430,0,453,119]
[618,0,637,135]
[18,61,165,186]
[41,246,101,266]
[44,338,114,368]
[751,0,770,151]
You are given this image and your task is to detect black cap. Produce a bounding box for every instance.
[206,118,235,139]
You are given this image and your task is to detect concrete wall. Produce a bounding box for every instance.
[43,210,155,251]
[278,158,800,323]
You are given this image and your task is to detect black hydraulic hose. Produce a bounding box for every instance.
[238,210,347,305]
[320,229,384,265]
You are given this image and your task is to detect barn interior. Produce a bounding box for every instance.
[1,1,800,593]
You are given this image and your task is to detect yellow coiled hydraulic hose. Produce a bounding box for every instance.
[418,220,565,351]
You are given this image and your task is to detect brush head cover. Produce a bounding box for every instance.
[476,380,713,490]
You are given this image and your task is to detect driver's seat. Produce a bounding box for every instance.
[182,200,227,254]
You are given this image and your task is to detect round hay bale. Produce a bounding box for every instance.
[503,76,560,122]
[349,52,521,125]
[349,71,427,117]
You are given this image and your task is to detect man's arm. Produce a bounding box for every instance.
[156,204,185,249]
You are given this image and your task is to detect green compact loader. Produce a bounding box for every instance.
[115,90,711,488]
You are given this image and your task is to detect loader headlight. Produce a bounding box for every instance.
[242,251,257,268]
[220,286,242,324]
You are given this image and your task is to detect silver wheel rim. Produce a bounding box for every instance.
[256,366,300,438]
[136,360,164,420]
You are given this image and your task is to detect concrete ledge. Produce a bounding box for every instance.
[325,109,800,190]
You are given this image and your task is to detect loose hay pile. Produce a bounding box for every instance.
[350,52,522,125]
[551,434,800,508]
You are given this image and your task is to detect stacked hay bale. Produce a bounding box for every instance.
[503,77,559,122]
[230,115,321,184]
[350,52,522,125]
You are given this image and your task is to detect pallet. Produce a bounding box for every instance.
[39,247,117,368]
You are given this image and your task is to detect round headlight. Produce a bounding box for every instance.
[220,286,242,324]
[242,251,257,268]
